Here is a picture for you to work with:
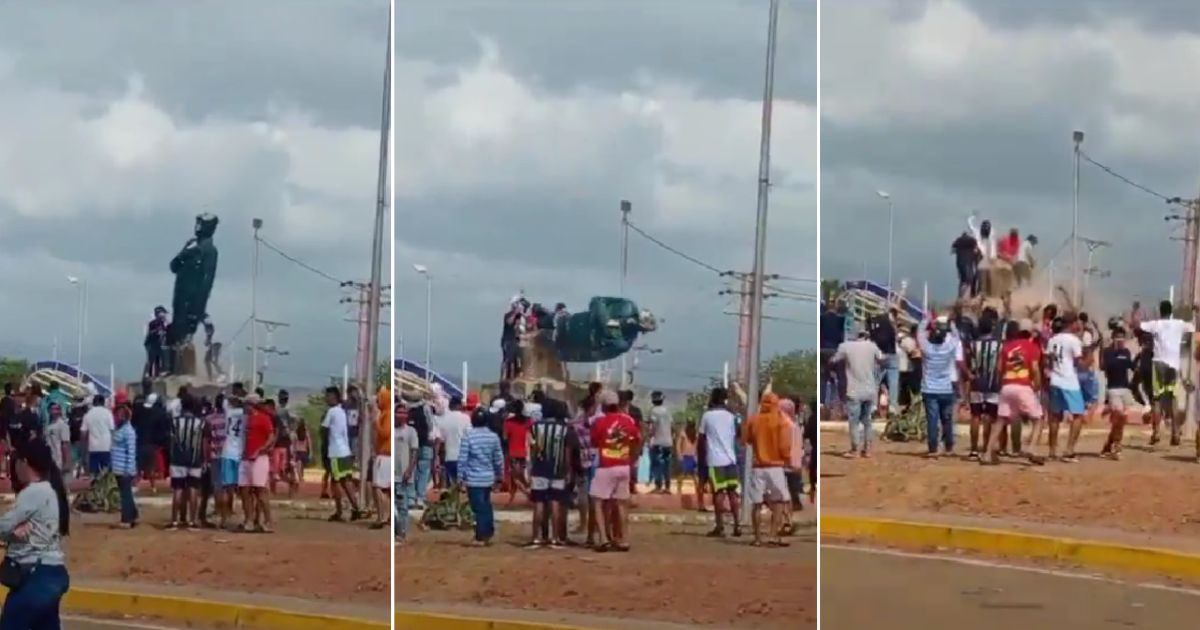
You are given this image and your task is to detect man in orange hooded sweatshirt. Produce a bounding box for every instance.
[741,392,792,548]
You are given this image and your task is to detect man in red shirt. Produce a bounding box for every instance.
[589,390,641,551]
[995,319,1043,465]
[240,394,276,532]
[502,400,532,506]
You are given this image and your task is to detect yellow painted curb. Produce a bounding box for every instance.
[395,609,601,630]
[51,587,387,629]
[822,514,1200,581]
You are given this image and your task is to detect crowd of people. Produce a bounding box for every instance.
[824,294,1199,463]
[0,379,395,531]
[395,379,817,550]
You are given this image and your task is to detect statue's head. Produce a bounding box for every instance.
[195,213,219,239]
[637,309,658,333]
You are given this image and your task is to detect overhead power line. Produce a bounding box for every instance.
[626,221,726,275]
[258,237,345,284]
[1079,151,1184,205]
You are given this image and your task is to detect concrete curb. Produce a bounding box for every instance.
[52,587,388,629]
[395,610,599,630]
[819,420,1138,437]
[821,513,1200,581]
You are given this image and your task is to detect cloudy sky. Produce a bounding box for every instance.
[823,0,1200,314]
[0,1,389,388]
[396,0,817,390]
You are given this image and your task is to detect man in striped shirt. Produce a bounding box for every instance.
[526,393,578,548]
[169,395,206,530]
[458,412,504,546]
[201,395,228,529]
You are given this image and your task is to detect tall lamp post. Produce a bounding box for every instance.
[413,264,432,380]
[877,190,894,302]
[1072,130,1084,306]
[66,275,87,376]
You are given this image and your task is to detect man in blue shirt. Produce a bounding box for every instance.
[919,315,965,457]
[458,411,504,546]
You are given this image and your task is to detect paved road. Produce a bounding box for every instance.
[64,617,196,630]
[822,546,1200,629]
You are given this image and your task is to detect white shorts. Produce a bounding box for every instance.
[169,466,202,479]
[372,455,391,489]
[1107,388,1138,412]
[748,467,789,504]
[969,392,1000,405]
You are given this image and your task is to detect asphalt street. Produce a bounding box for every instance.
[822,545,1200,629]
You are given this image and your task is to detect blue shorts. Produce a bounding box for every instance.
[681,455,697,475]
[1079,372,1099,405]
[217,459,239,488]
[1049,387,1085,415]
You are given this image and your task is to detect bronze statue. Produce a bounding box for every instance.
[166,214,219,374]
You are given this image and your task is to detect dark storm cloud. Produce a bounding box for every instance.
[0,1,386,128]
[821,0,1200,309]
[397,0,817,388]
[396,0,816,103]
[0,1,388,385]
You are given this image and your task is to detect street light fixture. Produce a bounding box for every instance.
[66,275,87,376]
[876,190,895,303]
[412,264,432,379]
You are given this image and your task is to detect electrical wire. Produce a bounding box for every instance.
[626,221,727,275]
[1079,151,1182,205]
[257,237,345,284]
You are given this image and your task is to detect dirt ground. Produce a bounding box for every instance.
[65,505,390,607]
[395,520,816,629]
[822,429,1200,540]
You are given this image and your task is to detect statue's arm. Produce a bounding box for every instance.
[170,244,198,274]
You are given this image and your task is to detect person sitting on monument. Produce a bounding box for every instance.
[144,306,169,379]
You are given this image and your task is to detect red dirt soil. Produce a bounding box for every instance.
[395,520,816,629]
[66,506,389,607]
[822,430,1200,540]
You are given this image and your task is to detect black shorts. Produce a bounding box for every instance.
[970,402,998,417]
[509,457,527,467]
[530,476,569,503]
[170,476,200,490]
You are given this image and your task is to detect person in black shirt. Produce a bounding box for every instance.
[618,390,644,495]
[501,304,523,380]
[952,231,980,298]
[1100,329,1138,459]
[868,310,899,417]
[9,393,42,494]
[407,400,433,509]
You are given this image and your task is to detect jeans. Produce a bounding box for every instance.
[117,475,138,524]
[409,446,434,507]
[648,446,672,490]
[923,392,957,453]
[466,486,495,542]
[0,563,70,630]
[394,480,411,540]
[881,353,899,412]
[845,397,876,452]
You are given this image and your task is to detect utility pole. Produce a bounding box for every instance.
[359,7,391,507]
[340,281,393,384]
[245,319,290,387]
[619,200,631,388]
[1072,130,1084,306]
[251,218,262,389]
[741,0,779,524]
[1078,237,1111,309]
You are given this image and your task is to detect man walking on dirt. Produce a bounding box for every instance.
[1045,315,1086,461]
[323,386,364,522]
[1139,300,1194,447]
[831,331,884,458]
[1100,328,1137,459]
[917,316,965,458]
[699,387,742,538]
